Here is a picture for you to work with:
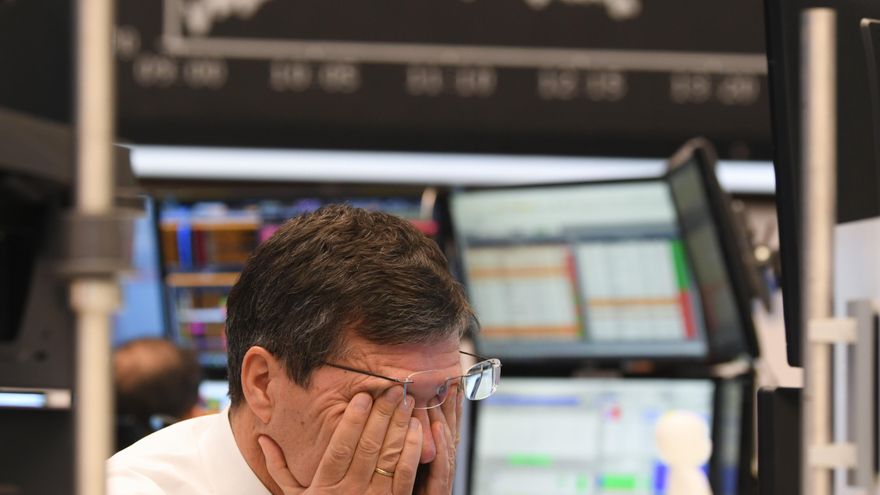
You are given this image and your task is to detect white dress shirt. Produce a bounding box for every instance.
[107,410,270,495]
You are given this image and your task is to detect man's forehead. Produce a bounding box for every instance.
[342,335,462,374]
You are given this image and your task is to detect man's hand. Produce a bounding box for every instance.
[258,387,423,495]
[417,386,461,495]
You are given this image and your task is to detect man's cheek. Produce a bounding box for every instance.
[289,403,349,483]
[314,404,348,451]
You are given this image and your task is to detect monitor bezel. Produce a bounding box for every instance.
[666,139,761,361]
[763,0,805,367]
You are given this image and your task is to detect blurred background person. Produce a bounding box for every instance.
[113,338,206,452]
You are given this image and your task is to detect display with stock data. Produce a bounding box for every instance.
[114,0,770,157]
[471,378,715,495]
[451,180,708,359]
[158,197,435,367]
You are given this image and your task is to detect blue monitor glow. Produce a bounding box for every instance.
[470,378,716,495]
[113,198,166,346]
[0,391,47,409]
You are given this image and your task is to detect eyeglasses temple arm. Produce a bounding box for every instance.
[459,350,493,362]
[322,362,411,385]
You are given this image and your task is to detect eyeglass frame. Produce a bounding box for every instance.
[322,350,501,410]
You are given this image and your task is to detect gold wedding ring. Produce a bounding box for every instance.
[374,467,395,478]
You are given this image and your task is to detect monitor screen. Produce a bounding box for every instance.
[0,190,45,343]
[666,150,754,360]
[470,377,715,495]
[0,391,47,409]
[198,379,231,413]
[113,198,166,346]
[157,196,436,368]
[450,180,708,359]
[715,379,747,495]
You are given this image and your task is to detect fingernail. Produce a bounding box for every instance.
[384,386,403,402]
[257,435,269,451]
[410,418,420,431]
[353,393,372,412]
[401,394,415,410]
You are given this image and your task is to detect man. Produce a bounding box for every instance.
[113,338,205,451]
[108,205,498,494]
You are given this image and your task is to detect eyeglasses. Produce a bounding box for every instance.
[323,351,501,410]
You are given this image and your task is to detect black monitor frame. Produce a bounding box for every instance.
[757,387,801,495]
[451,151,759,364]
[862,18,880,216]
[666,139,761,362]
[764,0,802,367]
[465,374,755,495]
[764,0,880,367]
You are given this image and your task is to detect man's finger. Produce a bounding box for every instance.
[313,393,373,486]
[347,385,406,481]
[440,386,459,445]
[257,435,303,492]
[375,393,415,474]
[392,418,422,495]
[454,387,463,447]
[424,421,452,494]
[428,399,455,448]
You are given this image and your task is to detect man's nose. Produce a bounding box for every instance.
[413,409,436,464]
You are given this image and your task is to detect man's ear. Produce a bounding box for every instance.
[240,346,282,424]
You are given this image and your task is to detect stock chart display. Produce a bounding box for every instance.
[451,179,708,359]
[472,378,715,495]
[115,0,770,157]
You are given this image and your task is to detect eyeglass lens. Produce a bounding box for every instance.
[462,359,500,401]
[404,359,501,409]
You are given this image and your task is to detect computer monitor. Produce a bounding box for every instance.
[198,379,231,413]
[666,140,759,360]
[156,195,436,368]
[113,197,166,346]
[451,179,707,360]
[864,19,880,182]
[0,178,45,344]
[470,377,743,495]
[764,0,880,366]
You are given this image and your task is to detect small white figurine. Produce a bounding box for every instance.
[655,410,713,495]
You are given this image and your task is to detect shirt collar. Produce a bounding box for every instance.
[199,409,271,495]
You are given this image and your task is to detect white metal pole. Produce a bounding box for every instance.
[74,0,118,493]
[801,8,836,495]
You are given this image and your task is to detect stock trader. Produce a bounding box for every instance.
[113,338,205,451]
[107,205,502,495]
